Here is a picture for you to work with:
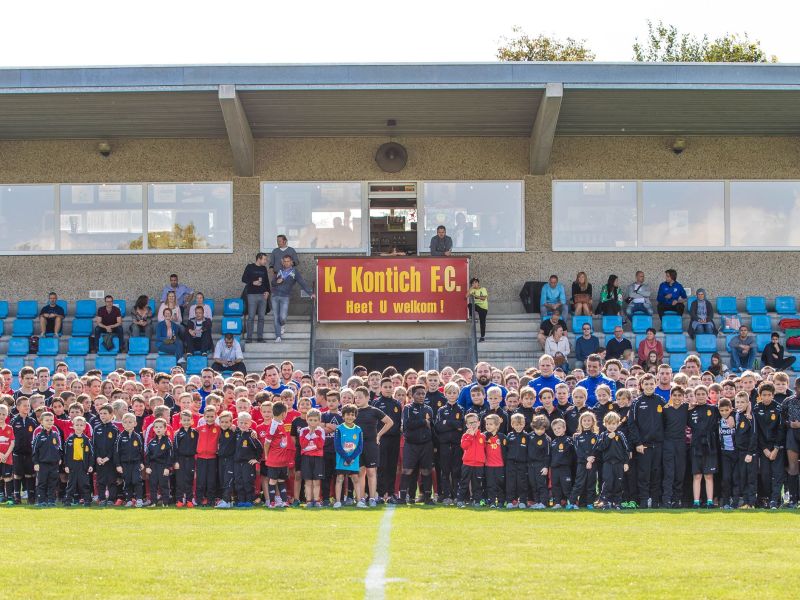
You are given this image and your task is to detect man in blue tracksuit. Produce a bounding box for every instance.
[576,354,616,408]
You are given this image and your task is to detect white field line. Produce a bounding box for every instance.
[364,505,396,600]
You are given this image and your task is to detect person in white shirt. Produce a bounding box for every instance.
[211,334,246,373]
[544,325,571,370]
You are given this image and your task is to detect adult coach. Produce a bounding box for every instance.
[457,362,507,410]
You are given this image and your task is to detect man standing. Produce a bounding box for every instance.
[39,292,65,337]
[161,274,193,322]
[270,255,315,343]
[530,354,561,400]
[268,235,299,276]
[730,325,756,373]
[540,275,567,320]
[429,225,453,257]
[241,252,271,343]
[456,362,507,410]
[576,354,616,408]
[656,269,687,318]
[625,271,653,318]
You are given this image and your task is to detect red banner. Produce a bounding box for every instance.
[316,257,469,322]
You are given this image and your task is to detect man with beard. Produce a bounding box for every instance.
[576,354,616,409]
[457,362,507,410]
[262,364,289,396]
[653,364,672,403]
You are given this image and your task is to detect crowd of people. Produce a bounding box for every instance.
[0,351,798,511]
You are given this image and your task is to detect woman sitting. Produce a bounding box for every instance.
[708,352,729,381]
[571,271,593,316]
[544,325,571,371]
[158,290,182,324]
[596,274,624,318]
[155,307,186,364]
[688,288,717,338]
[128,294,154,339]
[761,332,796,371]
[637,327,664,366]
[189,291,213,319]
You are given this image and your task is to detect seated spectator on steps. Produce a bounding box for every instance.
[688,288,717,338]
[39,291,65,337]
[93,295,124,352]
[642,350,660,373]
[540,274,567,321]
[761,332,796,372]
[187,306,213,355]
[128,295,154,339]
[570,272,593,316]
[596,274,624,318]
[625,271,653,318]
[605,325,632,361]
[657,269,687,318]
[729,325,756,373]
[708,352,729,381]
[155,308,185,365]
[188,291,213,319]
[537,312,567,350]
[161,273,193,321]
[637,327,664,366]
[574,322,600,368]
[543,325,571,371]
[212,333,246,373]
[158,290,182,324]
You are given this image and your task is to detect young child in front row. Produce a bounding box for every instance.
[734,391,757,509]
[63,416,93,506]
[549,418,574,509]
[483,414,506,508]
[333,405,362,508]
[233,413,263,507]
[299,408,326,507]
[527,414,550,509]
[688,385,718,508]
[145,418,173,507]
[568,411,598,509]
[588,412,629,510]
[457,412,486,508]
[504,413,529,508]
[717,398,737,509]
[173,410,198,507]
[114,413,144,507]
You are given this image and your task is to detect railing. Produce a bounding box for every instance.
[469,296,479,366]
[309,285,316,371]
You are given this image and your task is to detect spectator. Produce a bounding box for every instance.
[188,292,213,319]
[605,325,632,360]
[642,351,660,373]
[212,334,246,373]
[161,274,193,320]
[657,269,687,318]
[543,325,570,370]
[570,272,593,316]
[242,252,271,343]
[537,312,567,350]
[466,277,488,342]
[128,295,154,339]
[637,328,663,366]
[540,275,567,321]
[429,225,453,257]
[268,234,300,276]
[708,352,729,381]
[39,291,65,337]
[452,212,475,247]
[270,254,315,343]
[688,288,717,338]
[155,308,185,365]
[596,274,624,318]
[729,325,756,373]
[93,295,124,352]
[624,271,653,318]
[158,291,182,324]
[187,305,213,355]
[574,322,600,368]
[761,332,796,371]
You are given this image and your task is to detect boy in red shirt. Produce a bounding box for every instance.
[264,402,294,508]
[0,404,14,504]
[457,412,486,508]
[195,406,221,506]
[299,408,325,507]
[483,414,506,508]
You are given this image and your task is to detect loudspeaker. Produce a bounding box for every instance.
[519,281,546,314]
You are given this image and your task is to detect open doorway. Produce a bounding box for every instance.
[353,352,425,373]
[368,182,417,255]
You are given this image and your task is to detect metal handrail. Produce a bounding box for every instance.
[309,286,316,371]
[469,296,479,366]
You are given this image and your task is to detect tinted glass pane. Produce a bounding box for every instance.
[60,184,143,250]
[552,181,636,249]
[0,185,56,251]
[730,181,800,247]
[642,181,724,248]
[148,183,232,250]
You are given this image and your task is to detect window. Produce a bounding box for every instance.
[261,182,365,252]
[641,181,724,248]
[730,181,800,248]
[421,181,524,252]
[0,185,56,252]
[60,184,143,251]
[552,181,636,249]
[148,183,232,250]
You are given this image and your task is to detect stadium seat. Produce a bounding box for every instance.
[665,334,687,353]
[687,296,696,311]
[631,315,653,334]
[750,314,772,334]
[222,317,243,335]
[155,355,177,372]
[56,299,69,316]
[11,319,34,337]
[745,296,767,315]
[0,321,4,337]
[128,337,150,355]
[186,355,208,375]
[756,333,772,352]
[700,353,713,370]
[148,298,157,314]
[37,337,59,356]
[635,333,646,348]
[67,337,90,356]
[4,356,25,375]
[94,356,117,376]
[775,296,797,315]
[661,315,683,334]
[725,334,737,353]
[33,357,55,372]
[125,355,147,372]
[0,300,8,319]
[75,299,97,319]
[205,298,216,315]
[223,298,244,316]
[71,318,93,337]
[113,299,127,316]
[719,316,740,334]
[7,337,29,356]
[16,300,38,319]
[96,337,120,355]
[601,315,622,334]
[694,334,717,353]
[571,315,592,334]
[669,353,688,371]
[716,297,738,315]
[792,355,800,372]
[64,356,86,375]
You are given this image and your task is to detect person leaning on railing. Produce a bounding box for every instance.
[466,277,488,342]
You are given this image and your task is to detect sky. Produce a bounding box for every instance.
[1,0,797,67]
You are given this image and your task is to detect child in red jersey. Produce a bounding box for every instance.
[290,397,312,505]
[0,404,14,503]
[264,402,294,508]
[195,405,221,506]
[457,413,486,508]
[299,408,326,506]
[483,414,506,508]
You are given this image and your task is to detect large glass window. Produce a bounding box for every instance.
[0,185,56,252]
[261,182,365,252]
[730,181,800,248]
[552,181,636,249]
[641,181,724,248]
[421,181,524,252]
[60,184,143,251]
[148,183,232,250]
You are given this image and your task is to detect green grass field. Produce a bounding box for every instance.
[2,505,797,599]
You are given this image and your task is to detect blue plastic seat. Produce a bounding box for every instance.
[775,296,797,315]
[601,315,622,334]
[716,297,738,315]
[750,314,772,334]
[186,355,208,375]
[792,355,800,372]
[725,334,738,353]
[128,337,150,355]
[222,317,243,335]
[687,296,696,311]
[661,315,683,334]
[94,356,117,376]
[155,355,177,372]
[37,337,59,356]
[669,353,688,371]
[67,337,90,356]
[205,298,216,315]
[571,315,592,334]
[33,357,55,372]
[4,356,25,375]
[745,296,767,315]
[125,355,147,372]
[56,299,69,316]
[631,315,653,334]
[223,298,244,317]
[665,334,687,353]
[64,356,86,375]
[113,299,127,316]
[148,298,157,315]
[7,337,29,356]
[16,300,38,319]
[0,301,8,319]
[96,337,120,356]
[635,333,647,348]
[700,353,713,371]
[75,299,97,319]
[694,334,717,353]
[756,333,772,352]
[71,318,94,337]
[11,319,34,337]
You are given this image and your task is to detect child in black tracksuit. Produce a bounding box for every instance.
[92,406,119,505]
[216,413,237,506]
[589,411,630,509]
[549,418,574,508]
[569,411,598,508]
[505,413,529,507]
[717,398,738,509]
[434,386,465,504]
[661,387,689,508]
[32,412,62,505]
[114,414,145,505]
[752,383,784,508]
[734,392,757,508]
[628,375,665,509]
[173,411,199,506]
[234,415,263,506]
[64,418,94,506]
[145,419,173,506]
[688,386,719,508]
[527,415,551,508]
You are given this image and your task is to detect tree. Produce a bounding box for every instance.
[632,20,778,63]
[497,27,595,62]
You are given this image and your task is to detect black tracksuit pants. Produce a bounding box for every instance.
[661,439,687,505]
[438,441,462,500]
[635,442,662,505]
[378,435,400,497]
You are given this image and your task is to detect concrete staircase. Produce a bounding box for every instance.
[241,317,311,373]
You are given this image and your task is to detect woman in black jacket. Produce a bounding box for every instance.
[761,332,796,371]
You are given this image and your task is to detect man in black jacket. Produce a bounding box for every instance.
[241,252,270,343]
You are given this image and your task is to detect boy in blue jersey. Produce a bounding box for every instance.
[333,404,363,508]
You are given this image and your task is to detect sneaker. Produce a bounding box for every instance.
[456,501,465,508]
[738,504,753,510]
[479,500,486,507]
[135,500,144,508]
[356,500,367,508]
[489,503,497,509]
[424,498,435,506]
[241,502,253,508]
[201,499,209,506]
[125,500,134,508]
[280,326,285,336]
[275,337,282,343]
[479,337,485,342]
[186,501,194,508]
[216,500,231,509]
[533,503,546,510]
[274,499,285,508]
[333,501,342,508]
[245,338,253,344]
[20,491,27,500]
[442,498,453,506]
[518,502,527,509]
[723,504,732,510]
[176,501,185,508]
[781,502,796,509]
[290,500,301,508]
[769,501,778,510]
[692,501,701,508]
[388,496,406,505]
[343,497,354,506]
[114,499,124,507]
[586,503,595,510]
[506,502,515,509]
[551,503,562,510]
[369,498,378,507]
[566,503,576,510]
[706,500,714,509]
